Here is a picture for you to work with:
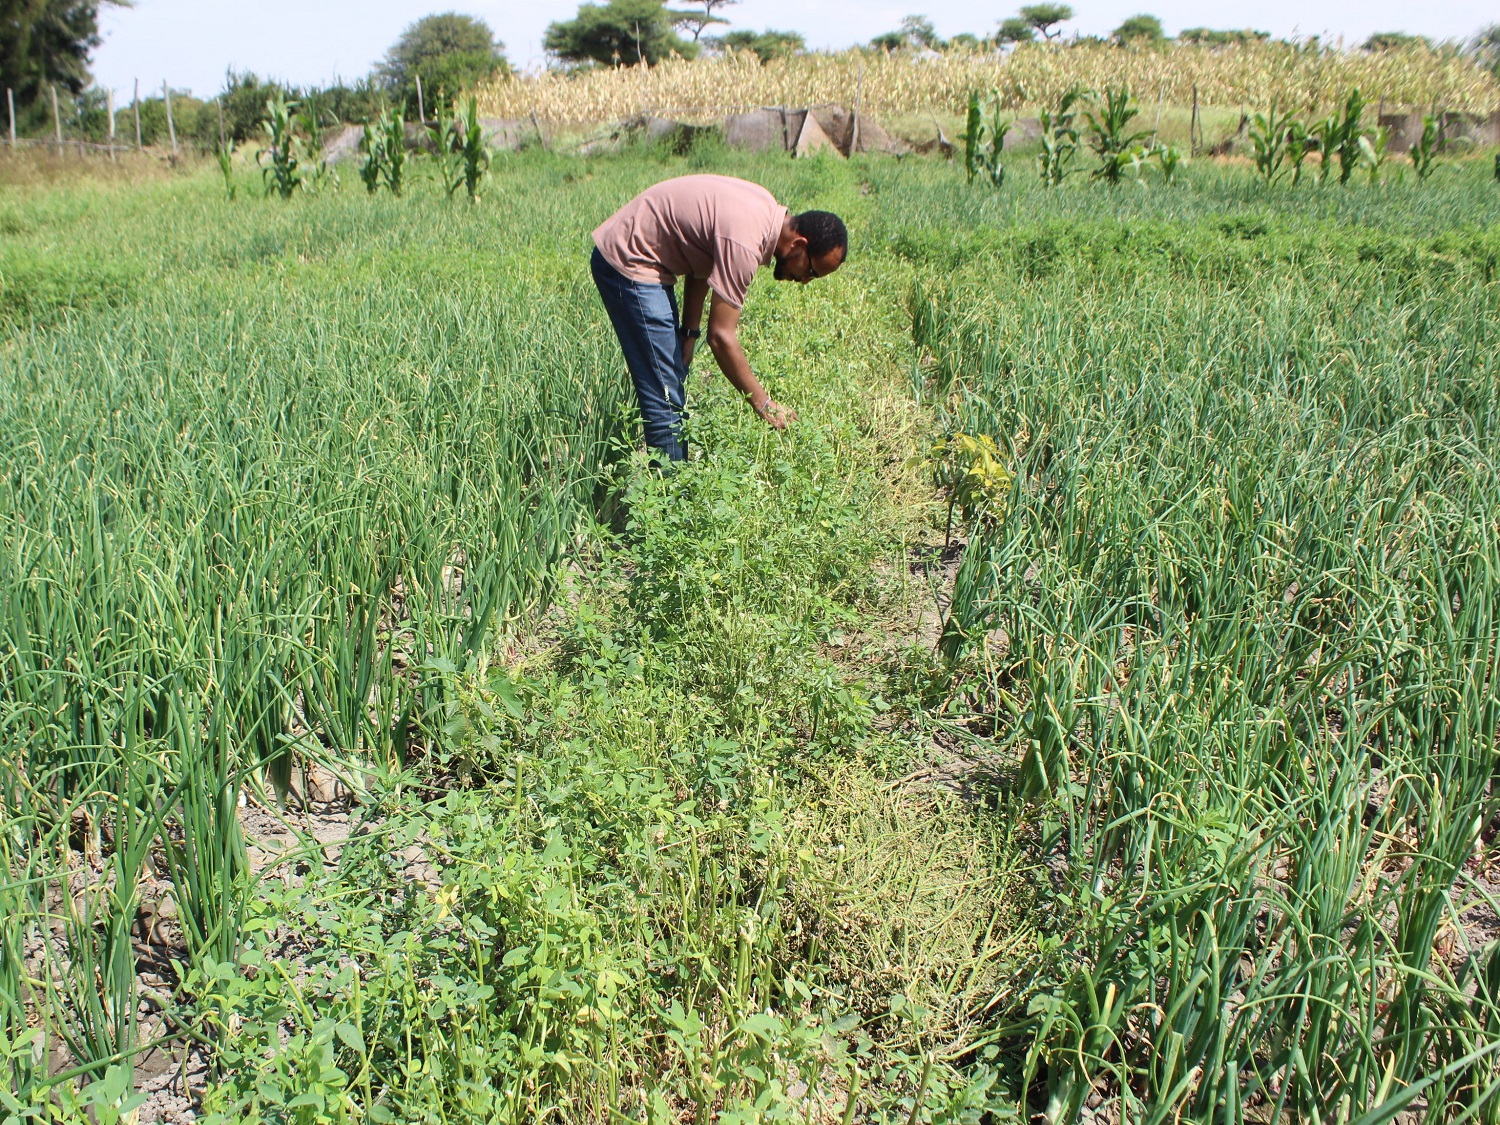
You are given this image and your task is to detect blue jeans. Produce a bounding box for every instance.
[591,247,688,462]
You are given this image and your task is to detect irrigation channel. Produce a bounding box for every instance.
[3,145,1500,1122]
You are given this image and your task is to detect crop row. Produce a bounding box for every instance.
[915,211,1500,1115]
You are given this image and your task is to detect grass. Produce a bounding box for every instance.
[1,140,1499,1123]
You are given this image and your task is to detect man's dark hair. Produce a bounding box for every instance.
[792,211,848,259]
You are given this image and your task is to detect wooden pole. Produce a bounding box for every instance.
[133,79,142,147]
[52,85,63,149]
[415,74,425,125]
[107,88,116,160]
[1190,84,1200,156]
[851,61,864,156]
[6,88,14,148]
[163,80,177,153]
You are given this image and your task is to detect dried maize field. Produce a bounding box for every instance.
[474,41,1500,125]
[2,137,1500,1124]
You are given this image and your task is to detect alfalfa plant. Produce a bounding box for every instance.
[1038,89,1083,186]
[257,93,303,200]
[963,89,1009,188]
[447,96,493,203]
[1084,87,1151,184]
[1410,114,1442,180]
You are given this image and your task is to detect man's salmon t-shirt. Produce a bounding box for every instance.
[592,175,787,309]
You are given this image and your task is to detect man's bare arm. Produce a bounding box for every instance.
[705,293,797,429]
[681,276,708,367]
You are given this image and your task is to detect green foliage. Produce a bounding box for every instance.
[1019,3,1073,40]
[0,0,111,108]
[713,27,804,62]
[377,13,509,113]
[1363,30,1430,51]
[1313,88,1368,185]
[444,96,492,202]
[1177,27,1269,46]
[1411,113,1442,180]
[908,180,1500,1114]
[544,0,697,66]
[216,141,237,201]
[1112,13,1165,43]
[1037,88,1083,185]
[963,89,1008,187]
[1358,124,1390,184]
[1472,23,1500,79]
[996,17,1035,44]
[1248,99,1299,183]
[257,93,303,199]
[1083,86,1151,183]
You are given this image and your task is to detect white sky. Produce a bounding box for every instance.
[94,1,1496,100]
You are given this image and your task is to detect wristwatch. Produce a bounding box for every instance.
[679,326,702,339]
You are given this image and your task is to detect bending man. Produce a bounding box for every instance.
[591,173,848,462]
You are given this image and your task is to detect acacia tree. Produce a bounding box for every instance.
[673,0,735,43]
[1469,23,1500,78]
[377,13,509,112]
[0,0,128,110]
[1019,4,1072,40]
[545,0,696,66]
[715,28,803,62]
[1112,13,1164,43]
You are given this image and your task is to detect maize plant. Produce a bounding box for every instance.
[1038,89,1083,186]
[1249,99,1297,184]
[1358,124,1390,185]
[216,141,236,201]
[447,96,493,203]
[1152,142,1182,183]
[962,89,1008,188]
[380,105,408,196]
[256,93,302,200]
[1083,87,1151,184]
[1410,114,1442,181]
[358,120,385,193]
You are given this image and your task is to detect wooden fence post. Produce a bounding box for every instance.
[52,84,63,149]
[6,88,14,148]
[107,88,116,161]
[416,74,426,125]
[1190,84,1200,156]
[164,80,178,153]
[133,79,142,147]
[851,61,864,156]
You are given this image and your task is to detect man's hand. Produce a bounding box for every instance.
[682,336,696,369]
[754,398,798,430]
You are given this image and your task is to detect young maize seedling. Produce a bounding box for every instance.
[1358,125,1390,185]
[1152,143,1182,183]
[448,96,493,203]
[1038,89,1083,186]
[358,120,385,193]
[381,105,408,197]
[1410,114,1442,181]
[216,141,237,201]
[1249,99,1297,184]
[257,93,302,199]
[1084,87,1151,185]
[963,89,1008,188]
